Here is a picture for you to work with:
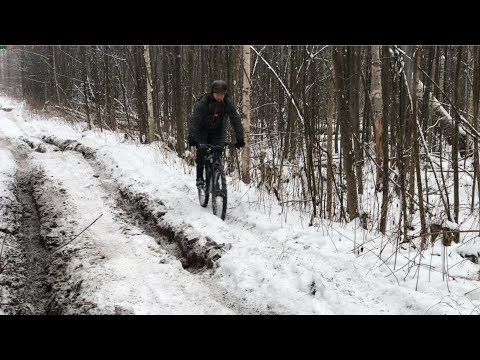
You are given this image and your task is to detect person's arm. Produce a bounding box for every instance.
[225,98,244,141]
[189,99,208,144]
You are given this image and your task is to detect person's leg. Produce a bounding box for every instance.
[196,156,204,181]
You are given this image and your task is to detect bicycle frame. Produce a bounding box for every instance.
[204,149,223,195]
[197,143,234,220]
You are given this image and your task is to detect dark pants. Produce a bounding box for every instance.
[196,129,224,180]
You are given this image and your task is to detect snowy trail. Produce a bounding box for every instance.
[76,136,456,314]
[1,99,479,315]
[1,115,235,314]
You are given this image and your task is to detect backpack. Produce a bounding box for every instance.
[196,92,209,102]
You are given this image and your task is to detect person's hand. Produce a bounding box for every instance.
[188,135,197,147]
[235,138,245,148]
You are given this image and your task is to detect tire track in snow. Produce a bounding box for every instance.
[27,147,235,314]
[38,134,273,314]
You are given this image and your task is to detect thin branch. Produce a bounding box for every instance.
[50,214,103,255]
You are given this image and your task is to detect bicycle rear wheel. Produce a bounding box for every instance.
[211,168,227,220]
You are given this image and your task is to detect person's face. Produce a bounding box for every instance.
[213,92,225,101]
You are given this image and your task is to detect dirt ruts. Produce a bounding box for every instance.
[41,134,228,271]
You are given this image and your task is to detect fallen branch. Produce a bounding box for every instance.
[50,214,103,255]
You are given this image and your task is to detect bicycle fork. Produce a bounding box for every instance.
[206,154,223,196]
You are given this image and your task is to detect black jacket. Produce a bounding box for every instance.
[188,93,244,143]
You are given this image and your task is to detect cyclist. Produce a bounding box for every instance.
[188,80,245,188]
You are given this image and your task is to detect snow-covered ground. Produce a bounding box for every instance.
[1,95,479,314]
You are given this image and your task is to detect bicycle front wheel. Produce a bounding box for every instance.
[211,168,227,220]
[198,186,209,208]
[198,165,210,207]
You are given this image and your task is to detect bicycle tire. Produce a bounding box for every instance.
[211,168,228,220]
[198,163,210,208]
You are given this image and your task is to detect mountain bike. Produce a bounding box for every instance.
[197,142,235,220]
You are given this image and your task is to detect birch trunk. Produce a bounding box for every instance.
[241,45,251,184]
[412,47,427,246]
[371,46,383,190]
[472,46,480,232]
[81,46,91,130]
[380,46,390,234]
[333,46,358,220]
[173,46,184,156]
[52,47,61,107]
[143,45,155,143]
[326,64,335,220]
[453,47,463,238]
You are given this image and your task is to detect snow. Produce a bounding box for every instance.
[444,220,460,230]
[1,95,480,314]
[0,147,17,234]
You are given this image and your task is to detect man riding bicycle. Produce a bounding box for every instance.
[188,80,245,188]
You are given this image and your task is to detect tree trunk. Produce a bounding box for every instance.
[350,46,363,195]
[453,46,464,241]
[371,46,384,191]
[326,63,335,220]
[52,47,61,107]
[398,62,409,243]
[427,47,438,152]
[241,45,252,184]
[104,48,115,130]
[333,46,358,220]
[91,46,102,131]
[162,47,170,136]
[81,46,91,130]
[412,47,427,246]
[173,46,184,156]
[283,46,295,161]
[143,45,155,143]
[472,46,480,233]
[380,46,390,234]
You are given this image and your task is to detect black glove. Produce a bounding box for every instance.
[235,138,245,148]
[188,135,197,147]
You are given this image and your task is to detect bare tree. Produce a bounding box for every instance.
[91,46,102,131]
[371,45,384,191]
[453,46,464,242]
[81,46,91,130]
[472,46,480,232]
[143,45,155,143]
[350,46,363,195]
[9,44,480,244]
[52,47,61,107]
[241,45,252,184]
[380,46,390,234]
[333,46,358,220]
[173,46,184,156]
[412,47,427,246]
[326,61,335,220]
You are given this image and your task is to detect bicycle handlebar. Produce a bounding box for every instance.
[198,142,236,147]
[197,142,237,152]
